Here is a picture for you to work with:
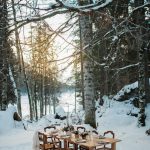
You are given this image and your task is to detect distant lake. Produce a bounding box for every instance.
[21,90,76,118]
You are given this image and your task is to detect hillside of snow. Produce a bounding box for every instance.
[0,95,150,150]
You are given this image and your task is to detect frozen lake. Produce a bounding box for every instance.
[21,90,76,118]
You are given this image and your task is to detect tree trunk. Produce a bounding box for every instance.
[79,21,85,110]
[40,69,44,117]
[134,0,147,126]
[79,0,96,128]
[11,0,22,117]
[34,81,38,120]
[21,50,33,121]
[0,0,8,110]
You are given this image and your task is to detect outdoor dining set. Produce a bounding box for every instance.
[35,124,121,150]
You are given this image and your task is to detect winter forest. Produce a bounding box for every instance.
[0,0,150,150]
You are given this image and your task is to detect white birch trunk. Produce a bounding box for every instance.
[79,2,96,127]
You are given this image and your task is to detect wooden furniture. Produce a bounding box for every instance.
[92,130,99,135]
[38,132,54,150]
[44,126,62,149]
[50,129,120,150]
[79,130,115,150]
[44,125,56,132]
[56,133,75,150]
[104,131,115,139]
[68,126,86,150]
[77,126,86,133]
[79,130,98,150]
[78,137,120,150]
[101,131,115,150]
[63,131,120,150]
[52,136,62,149]
[72,136,120,150]
[95,130,115,150]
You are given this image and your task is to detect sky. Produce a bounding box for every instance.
[46,14,77,82]
[37,0,78,83]
[11,0,77,84]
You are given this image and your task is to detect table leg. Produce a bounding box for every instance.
[73,143,78,150]
[111,143,116,150]
[64,139,68,150]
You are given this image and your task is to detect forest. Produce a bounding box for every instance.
[0,0,150,132]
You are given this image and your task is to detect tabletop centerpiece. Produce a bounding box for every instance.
[62,126,70,132]
[80,131,88,139]
[62,125,74,136]
[69,125,74,132]
[73,130,79,139]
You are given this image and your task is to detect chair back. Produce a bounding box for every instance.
[44,126,56,132]
[92,130,99,135]
[77,126,86,133]
[103,130,115,138]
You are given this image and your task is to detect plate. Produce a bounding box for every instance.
[76,139,86,143]
[60,135,70,138]
[99,135,105,139]
[97,141,109,145]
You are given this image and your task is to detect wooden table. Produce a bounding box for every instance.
[65,135,120,150]
[45,131,121,150]
[56,134,71,149]
[76,137,120,150]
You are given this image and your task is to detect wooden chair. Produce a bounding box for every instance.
[79,130,98,150]
[68,126,86,150]
[77,126,86,133]
[52,136,62,150]
[38,132,54,150]
[79,130,115,150]
[44,125,56,132]
[92,130,99,135]
[103,131,115,139]
[96,130,115,150]
[44,126,61,149]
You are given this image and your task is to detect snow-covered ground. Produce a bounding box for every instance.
[0,93,150,150]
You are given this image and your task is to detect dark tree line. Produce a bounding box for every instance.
[0,0,61,121]
[73,0,150,127]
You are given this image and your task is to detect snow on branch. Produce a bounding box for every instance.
[9,9,68,34]
[56,0,112,13]
[130,2,150,14]
[16,2,61,11]
[111,63,139,71]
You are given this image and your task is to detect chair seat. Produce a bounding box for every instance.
[79,146,111,150]
[40,143,54,149]
[38,131,62,150]
[96,147,111,150]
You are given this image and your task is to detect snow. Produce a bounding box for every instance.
[112,36,118,42]
[0,106,17,133]
[96,98,150,150]
[113,81,138,101]
[0,93,150,150]
[59,0,112,12]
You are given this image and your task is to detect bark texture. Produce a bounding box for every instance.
[0,0,8,110]
[79,0,96,128]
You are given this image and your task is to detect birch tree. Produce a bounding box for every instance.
[79,0,96,128]
[134,0,148,126]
